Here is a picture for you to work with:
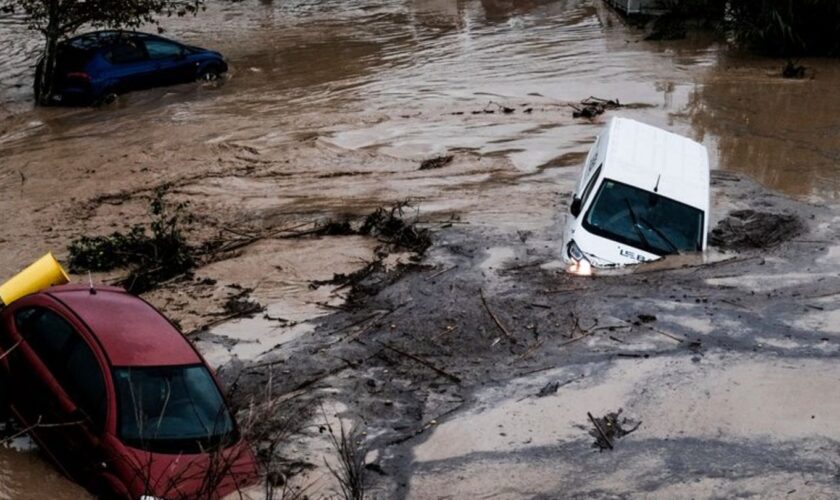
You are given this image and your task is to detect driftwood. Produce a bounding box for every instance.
[378,342,461,384]
[480,289,517,344]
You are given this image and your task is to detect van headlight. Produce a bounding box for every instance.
[567,240,586,262]
[567,241,592,276]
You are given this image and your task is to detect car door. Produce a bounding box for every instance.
[9,306,109,481]
[102,38,154,92]
[143,39,194,86]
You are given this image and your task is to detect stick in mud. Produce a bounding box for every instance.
[378,341,461,384]
[480,288,517,344]
[426,265,458,280]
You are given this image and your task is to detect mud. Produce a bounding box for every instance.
[710,209,804,250]
[230,173,840,498]
[1,0,840,497]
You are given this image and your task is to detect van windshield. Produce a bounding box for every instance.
[583,179,703,256]
[113,365,236,454]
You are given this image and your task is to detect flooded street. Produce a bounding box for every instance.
[1,0,840,497]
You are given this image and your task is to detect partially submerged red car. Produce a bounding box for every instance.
[0,284,257,499]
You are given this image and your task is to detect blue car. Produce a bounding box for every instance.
[37,31,228,105]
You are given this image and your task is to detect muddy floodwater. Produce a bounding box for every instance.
[1,0,840,498]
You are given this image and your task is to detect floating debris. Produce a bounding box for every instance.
[782,60,807,79]
[571,96,622,119]
[419,155,454,171]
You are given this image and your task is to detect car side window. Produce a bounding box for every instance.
[15,308,107,429]
[580,164,602,207]
[106,40,147,64]
[144,40,183,60]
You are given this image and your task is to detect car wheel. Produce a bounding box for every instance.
[97,91,118,107]
[197,67,221,82]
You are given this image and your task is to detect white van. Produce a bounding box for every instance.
[562,117,709,274]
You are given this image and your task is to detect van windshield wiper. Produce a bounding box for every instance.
[624,198,652,251]
[639,216,679,254]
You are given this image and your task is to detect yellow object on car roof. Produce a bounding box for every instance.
[0,252,70,306]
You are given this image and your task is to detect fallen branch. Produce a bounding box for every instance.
[587,411,613,450]
[513,339,544,362]
[387,402,465,445]
[0,416,85,447]
[426,265,458,280]
[480,289,516,344]
[281,364,352,397]
[558,330,594,347]
[378,342,461,384]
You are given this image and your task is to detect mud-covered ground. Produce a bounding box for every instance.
[1,0,840,498]
[224,172,840,499]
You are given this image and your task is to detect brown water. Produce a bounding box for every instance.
[1,0,840,496]
[2,0,839,198]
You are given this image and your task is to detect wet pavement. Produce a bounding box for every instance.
[1,0,840,498]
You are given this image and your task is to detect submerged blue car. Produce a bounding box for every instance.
[37,31,228,105]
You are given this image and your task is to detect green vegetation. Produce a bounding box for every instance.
[67,186,196,293]
[727,0,840,56]
[650,0,840,57]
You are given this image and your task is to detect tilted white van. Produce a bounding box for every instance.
[563,117,710,274]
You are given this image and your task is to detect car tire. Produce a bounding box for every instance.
[197,66,222,82]
[96,91,118,107]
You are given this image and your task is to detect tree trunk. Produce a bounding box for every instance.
[35,0,61,106]
[35,33,59,105]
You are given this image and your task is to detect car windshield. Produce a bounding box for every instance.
[113,365,236,453]
[583,179,704,256]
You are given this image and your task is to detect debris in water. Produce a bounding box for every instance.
[359,202,432,254]
[710,209,803,250]
[587,409,640,451]
[223,288,265,318]
[419,155,454,171]
[782,60,807,79]
[315,220,356,236]
[570,96,622,119]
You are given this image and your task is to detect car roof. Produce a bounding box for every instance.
[65,30,168,50]
[602,117,710,212]
[44,285,201,367]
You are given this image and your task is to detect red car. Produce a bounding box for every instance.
[0,284,258,499]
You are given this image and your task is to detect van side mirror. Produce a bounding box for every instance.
[570,197,582,217]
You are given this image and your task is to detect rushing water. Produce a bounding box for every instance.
[0,0,839,496]
[2,0,839,197]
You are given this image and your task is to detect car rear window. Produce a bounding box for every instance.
[55,45,93,72]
